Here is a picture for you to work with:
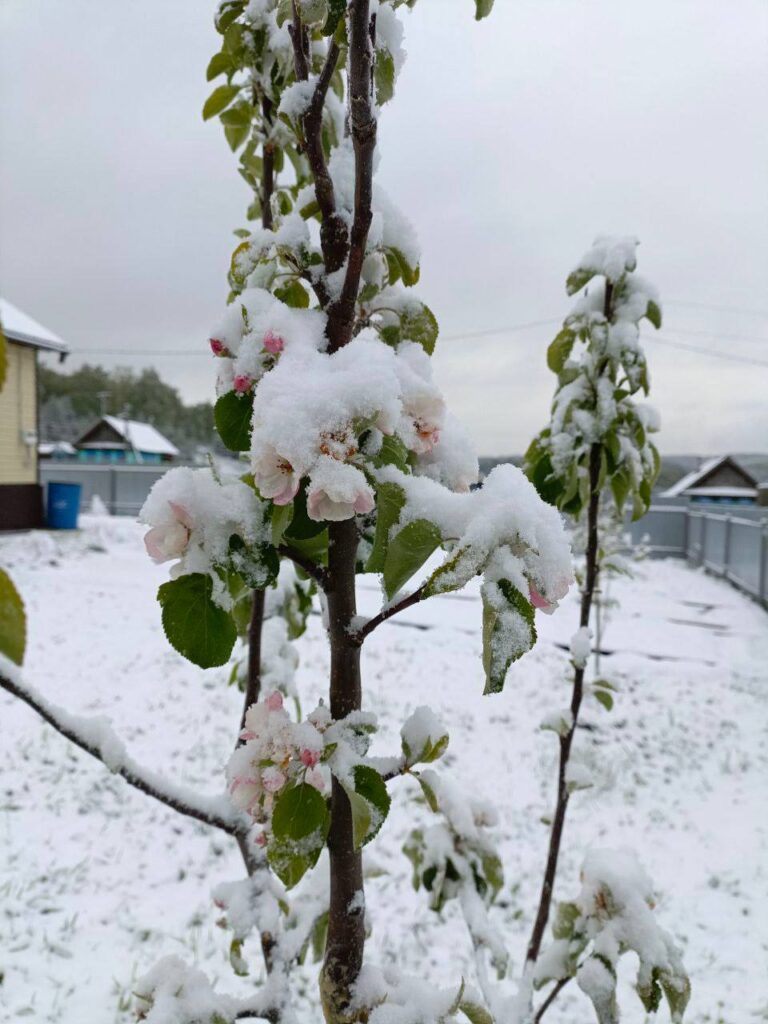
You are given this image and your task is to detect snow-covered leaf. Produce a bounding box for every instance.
[347,765,391,848]
[482,580,536,694]
[268,783,329,888]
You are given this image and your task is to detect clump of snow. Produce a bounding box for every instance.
[571,235,638,285]
[400,706,448,764]
[134,955,237,1023]
[570,626,592,669]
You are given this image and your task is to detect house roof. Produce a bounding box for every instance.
[77,416,179,458]
[0,298,69,355]
[662,455,757,497]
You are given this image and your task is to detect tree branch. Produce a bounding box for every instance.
[277,544,329,589]
[327,2,377,351]
[350,584,427,645]
[534,977,571,1022]
[288,8,348,275]
[525,284,613,966]
[0,668,244,838]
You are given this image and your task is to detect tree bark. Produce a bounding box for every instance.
[321,519,365,1023]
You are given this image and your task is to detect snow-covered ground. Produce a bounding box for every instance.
[1,516,766,1023]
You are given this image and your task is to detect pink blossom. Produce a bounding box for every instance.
[306,463,376,522]
[143,501,192,563]
[253,447,300,506]
[209,337,229,356]
[529,586,552,612]
[254,831,268,848]
[233,374,252,394]
[301,748,320,768]
[263,330,285,355]
[305,766,326,792]
[413,423,441,454]
[265,691,284,712]
[261,766,286,793]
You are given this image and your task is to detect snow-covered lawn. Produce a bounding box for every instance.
[1,516,766,1023]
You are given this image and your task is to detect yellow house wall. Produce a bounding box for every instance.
[0,340,38,484]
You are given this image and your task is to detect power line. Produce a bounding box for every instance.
[648,335,768,368]
[665,299,768,319]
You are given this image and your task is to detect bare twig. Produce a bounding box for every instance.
[534,977,571,1021]
[277,544,329,589]
[0,670,244,837]
[327,1,377,351]
[351,584,427,645]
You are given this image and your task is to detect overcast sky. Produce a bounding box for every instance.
[1,0,766,456]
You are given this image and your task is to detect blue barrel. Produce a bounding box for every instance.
[46,482,81,529]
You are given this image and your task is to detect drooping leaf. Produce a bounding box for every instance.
[424,545,485,598]
[401,303,439,355]
[214,391,254,451]
[158,573,237,668]
[215,0,245,33]
[645,299,662,329]
[372,434,410,472]
[203,84,241,121]
[347,765,391,848]
[565,265,598,296]
[375,47,396,106]
[274,279,310,309]
[322,0,346,35]
[460,1001,494,1024]
[546,327,576,373]
[387,247,420,287]
[383,519,442,599]
[268,783,330,888]
[366,481,406,573]
[481,580,536,694]
[474,0,495,20]
[0,568,26,666]
[206,50,233,81]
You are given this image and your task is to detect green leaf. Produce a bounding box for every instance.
[229,534,279,590]
[268,783,330,888]
[645,299,662,329]
[565,266,598,296]
[388,247,420,287]
[158,574,237,669]
[593,689,614,711]
[375,47,396,106]
[274,279,310,309]
[401,303,439,355]
[271,502,294,547]
[0,568,26,666]
[660,970,691,1022]
[347,765,391,848]
[366,481,406,573]
[225,122,250,151]
[215,391,254,451]
[383,519,442,599]
[460,1001,494,1024]
[203,83,240,121]
[637,967,663,1013]
[546,328,576,373]
[206,50,233,81]
[372,434,410,472]
[552,901,581,940]
[424,544,484,598]
[322,0,346,35]
[415,772,439,812]
[482,580,536,695]
[215,0,245,32]
[610,466,631,515]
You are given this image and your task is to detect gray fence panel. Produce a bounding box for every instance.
[725,518,763,598]
[40,464,175,517]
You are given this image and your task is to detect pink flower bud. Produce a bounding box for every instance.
[301,748,320,768]
[263,330,285,355]
[254,831,267,848]
[529,586,551,611]
[265,691,283,712]
[209,338,229,356]
[233,374,252,394]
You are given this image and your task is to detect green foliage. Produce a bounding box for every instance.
[214,391,254,451]
[203,84,241,121]
[346,765,391,848]
[474,0,495,19]
[375,48,396,106]
[481,580,536,694]
[460,1002,494,1024]
[382,519,442,599]
[366,481,406,572]
[0,568,26,666]
[402,730,449,767]
[268,782,330,888]
[157,574,237,668]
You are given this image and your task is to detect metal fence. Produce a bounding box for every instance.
[40,463,171,517]
[628,504,768,608]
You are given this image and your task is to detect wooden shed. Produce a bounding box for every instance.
[0,299,69,529]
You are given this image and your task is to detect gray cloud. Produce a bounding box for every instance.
[1,0,766,455]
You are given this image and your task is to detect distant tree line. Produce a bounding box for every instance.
[39,364,219,457]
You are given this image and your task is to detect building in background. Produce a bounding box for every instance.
[0,298,69,529]
[73,416,179,465]
[661,455,758,505]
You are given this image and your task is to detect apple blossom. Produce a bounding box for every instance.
[233,374,253,394]
[263,330,285,355]
[306,459,375,522]
[209,337,230,356]
[252,447,301,505]
[143,501,193,563]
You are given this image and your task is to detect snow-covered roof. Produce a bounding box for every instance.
[0,298,69,355]
[686,486,757,498]
[38,441,77,456]
[661,455,756,498]
[81,416,179,457]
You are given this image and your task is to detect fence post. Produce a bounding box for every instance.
[759,519,768,609]
[723,514,732,579]
[700,513,707,567]
[683,508,690,561]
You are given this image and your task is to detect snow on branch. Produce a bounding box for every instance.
[0,654,244,837]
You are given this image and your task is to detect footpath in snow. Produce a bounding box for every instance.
[0,515,766,1023]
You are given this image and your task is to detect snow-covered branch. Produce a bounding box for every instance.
[0,656,244,837]
[352,584,427,645]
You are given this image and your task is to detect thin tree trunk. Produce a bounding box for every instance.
[321,519,365,1023]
